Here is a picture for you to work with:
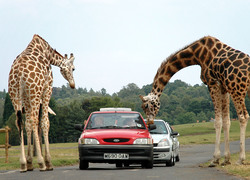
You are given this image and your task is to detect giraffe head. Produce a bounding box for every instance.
[139,93,160,125]
[60,53,75,89]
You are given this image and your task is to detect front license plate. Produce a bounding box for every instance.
[104,153,129,159]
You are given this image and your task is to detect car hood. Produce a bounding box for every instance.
[81,129,151,140]
[150,134,168,143]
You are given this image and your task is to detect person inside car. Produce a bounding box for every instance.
[92,116,104,128]
[123,118,136,127]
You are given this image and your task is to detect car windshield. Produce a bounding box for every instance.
[86,113,146,129]
[149,121,168,134]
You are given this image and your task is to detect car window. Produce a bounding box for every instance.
[149,121,168,134]
[86,113,146,129]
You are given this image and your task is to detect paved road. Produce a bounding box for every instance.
[1,139,249,180]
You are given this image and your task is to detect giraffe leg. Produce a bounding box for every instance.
[221,92,231,166]
[15,110,27,172]
[41,105,53,170]
[238,116,248,165]
[25,122,33,171]
[32,124,46,171]
[41,86,53,170]
[232,96,249,165]
[208,85,222,167]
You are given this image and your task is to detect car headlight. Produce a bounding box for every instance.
[133,138,153,144]
[157,138,170,147]
[79,138,100,145]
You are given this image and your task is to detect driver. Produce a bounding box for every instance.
[123,118,136,126]
[93,116,104,127]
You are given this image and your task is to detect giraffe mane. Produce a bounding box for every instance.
[33,34,63,58]
[153,36,211,82]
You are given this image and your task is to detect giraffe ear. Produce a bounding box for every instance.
[69,53,75,63]
[139,95,146,102]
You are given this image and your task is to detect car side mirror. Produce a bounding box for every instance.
[148,124,156,130]
[74,124,84,131]
[171,131,179,137]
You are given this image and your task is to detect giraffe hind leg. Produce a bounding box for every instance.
[16,110,27,172]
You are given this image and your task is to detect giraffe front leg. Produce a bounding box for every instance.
[209,117,222,167]
[44,132,53,171]
[237,116,248,165]
[26,128,33,171]
[221,93,231,166]
[41,116,53,171]
[25,120,34,171]
[208,86,222,167]
[33,125,46,171]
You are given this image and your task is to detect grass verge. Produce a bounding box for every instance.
[174,121,250,180]
[0,142,78,171]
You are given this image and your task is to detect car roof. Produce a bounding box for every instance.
[92,108,140,114]
[145,119,166,123]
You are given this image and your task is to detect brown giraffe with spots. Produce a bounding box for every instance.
[140,36,250,166]
[8,34,75,172]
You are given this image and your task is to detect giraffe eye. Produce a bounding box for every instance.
[72,68,75,71]
[145,104,148,109]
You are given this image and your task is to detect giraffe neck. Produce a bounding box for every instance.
[30,34,64,67]
[151,36,220,97]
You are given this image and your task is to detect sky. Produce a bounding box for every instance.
[1,0,250,94]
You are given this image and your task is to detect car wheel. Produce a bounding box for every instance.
[124,162,130,167]
[116,162,123,168]
[142,159,153,169]
[166,154,175,167]
[176,154,180,162]
[79,160,89,170]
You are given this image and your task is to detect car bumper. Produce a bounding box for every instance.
[78,144,153,163]
[153,146,172,162]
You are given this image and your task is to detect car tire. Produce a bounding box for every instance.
[176,154,180,162]
[124,162,130,167]
[142,159,153,169]
[79,160,89,170]
[166,154,175,167]
[116,162,123,168]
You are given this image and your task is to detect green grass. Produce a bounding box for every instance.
[0,142,78,170]
[0,133,5,144]
[173,121,250,145]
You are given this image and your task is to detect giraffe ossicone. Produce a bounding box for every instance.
[140,36,250,166]
[8,34,75,172]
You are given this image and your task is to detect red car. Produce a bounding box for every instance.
[74,108,156,169]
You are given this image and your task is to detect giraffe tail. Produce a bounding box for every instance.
[16,110,23,139]
[248,86,250,99]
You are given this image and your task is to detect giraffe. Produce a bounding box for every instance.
[140,36,250,166]
[8,34,75,172]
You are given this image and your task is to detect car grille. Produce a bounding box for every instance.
[103,138,130,143]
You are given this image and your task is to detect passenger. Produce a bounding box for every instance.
[123,118,136,127]
[93,116,104,127]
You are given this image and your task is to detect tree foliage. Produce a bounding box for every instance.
[2,80,250,144]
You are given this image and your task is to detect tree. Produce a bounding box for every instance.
[177,112,196,124]
[3,93,14,126]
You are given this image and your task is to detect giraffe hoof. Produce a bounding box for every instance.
[27,163,33,171]
[20,164,27,172]
[208,163,217,167]
[221,160,231,166]
[38,163,46,171]
[236,160,245,165]
[208,160,219,167]
[46,167,53,171]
